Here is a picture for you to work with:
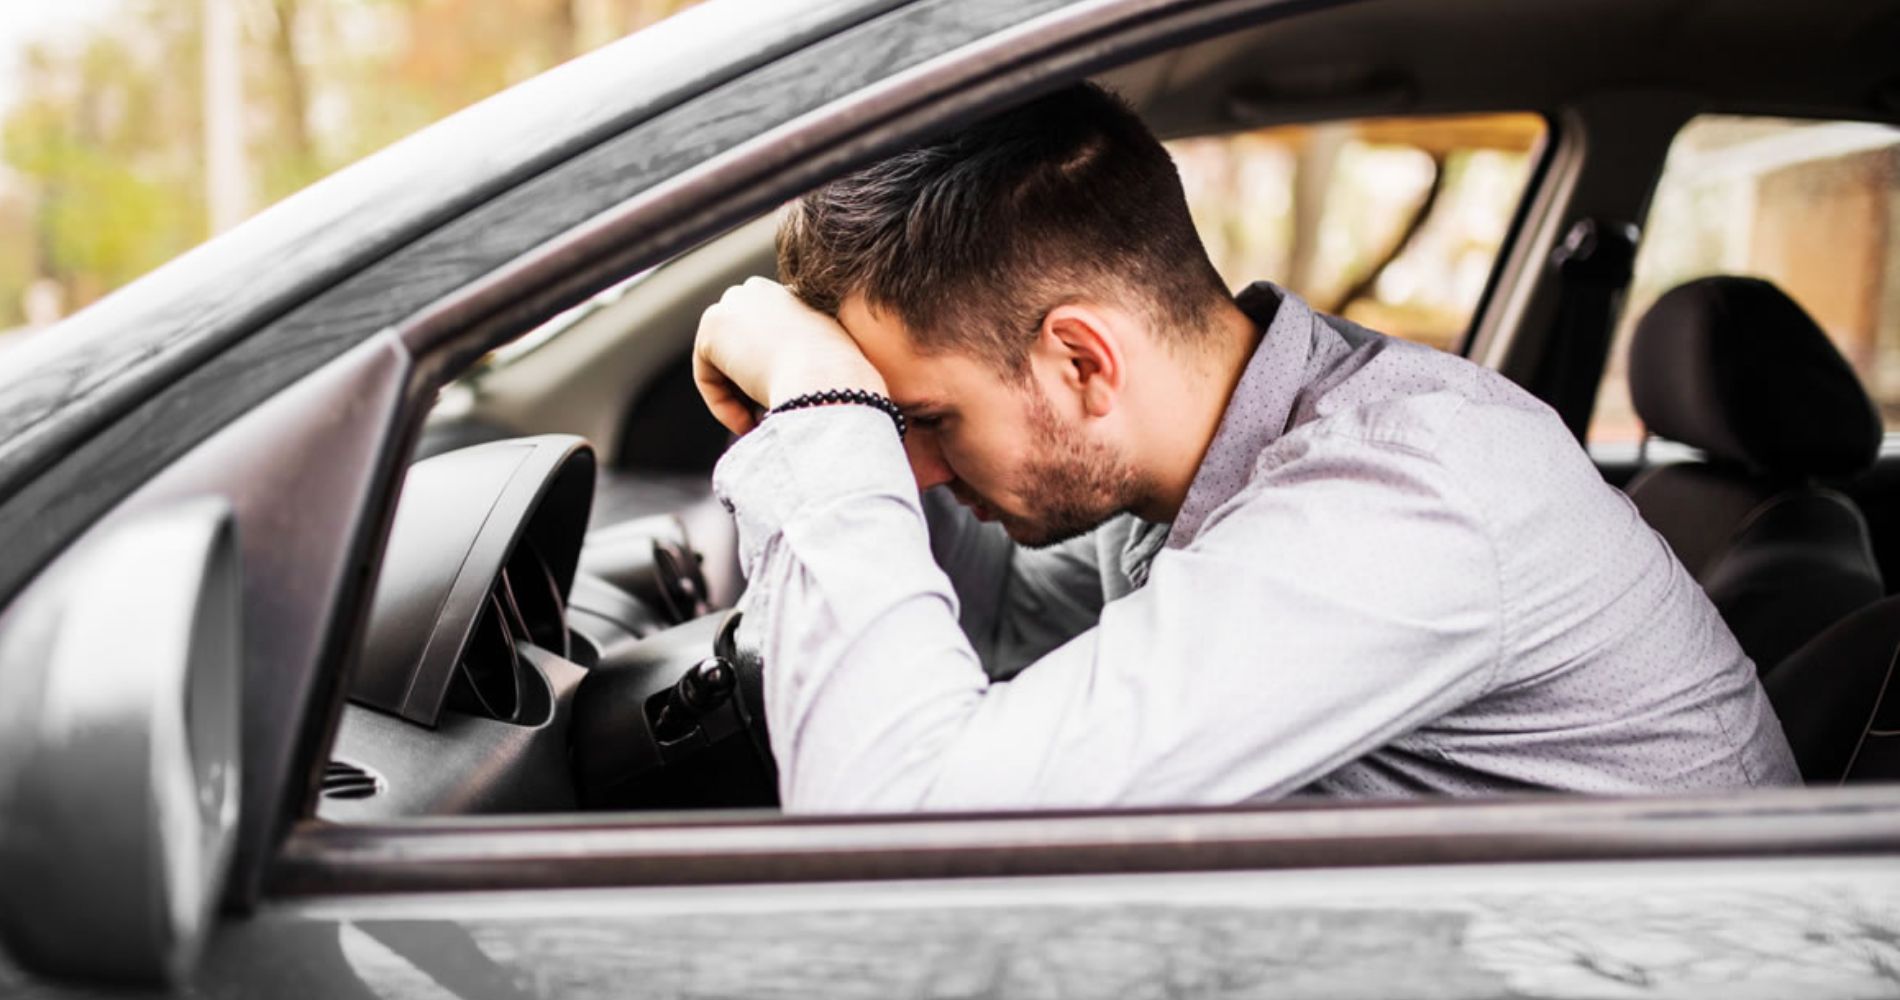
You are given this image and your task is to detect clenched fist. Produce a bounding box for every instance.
[692,277,888,435]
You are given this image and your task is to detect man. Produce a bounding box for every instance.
[692,83,1798,812]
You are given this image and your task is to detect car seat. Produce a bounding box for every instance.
[1626,275,1884,673]
[1843,649,1900,784]
[1765,594,1900,782]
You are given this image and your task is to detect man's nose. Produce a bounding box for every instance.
[905,430,955,491]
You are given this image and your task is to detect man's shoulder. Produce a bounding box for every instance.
[1235,334,1597,538]
[1292,319,1567,464]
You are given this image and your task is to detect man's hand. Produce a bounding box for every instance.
[693,277,888,435]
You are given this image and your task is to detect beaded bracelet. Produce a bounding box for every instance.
[764,387,908,440]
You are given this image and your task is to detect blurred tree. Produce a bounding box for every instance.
[255,0,318,203]
[2,1,207,321]
[0,0,701,328]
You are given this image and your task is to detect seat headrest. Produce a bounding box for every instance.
[1629,276,1881,478]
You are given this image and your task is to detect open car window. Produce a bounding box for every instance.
[328,99,1900,829]
[328,112,1560,826]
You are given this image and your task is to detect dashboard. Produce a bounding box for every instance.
[319,435,775,821]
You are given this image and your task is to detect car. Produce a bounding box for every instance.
[2,0,1899,995]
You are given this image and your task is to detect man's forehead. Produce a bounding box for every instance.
[835,293,1023,420]
[837,294,962,394]
[837,294,912,346]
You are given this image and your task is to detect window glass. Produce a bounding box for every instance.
[1589,116,1900,445]
[1166,113,1546,351]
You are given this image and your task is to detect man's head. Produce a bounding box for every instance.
[778,83,1242,546]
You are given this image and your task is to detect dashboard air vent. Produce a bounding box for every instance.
[447,540,563,725]
[321,760,382,800]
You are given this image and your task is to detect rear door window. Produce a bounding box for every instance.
[1588,115,1900,450]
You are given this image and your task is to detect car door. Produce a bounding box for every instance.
[0,0,1091,983]
[4,0,1900,996]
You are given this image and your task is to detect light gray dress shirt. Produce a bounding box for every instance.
[713,282,1800,812]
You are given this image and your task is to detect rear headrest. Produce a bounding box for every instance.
[1629,276,1881,478]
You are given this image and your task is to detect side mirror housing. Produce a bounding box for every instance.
[0,498,243,986]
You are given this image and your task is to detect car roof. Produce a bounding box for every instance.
[1105,0,1900,136]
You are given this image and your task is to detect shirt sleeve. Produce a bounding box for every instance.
[920,487,1108,680]
[714,407,1503,812]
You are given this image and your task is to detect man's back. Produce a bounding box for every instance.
[1272,289,1795,794]
[932,282,1798,799]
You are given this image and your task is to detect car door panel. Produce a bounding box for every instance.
[12,854,1888,999]
[5,335,417,908]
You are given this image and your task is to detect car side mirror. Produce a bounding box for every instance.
[0,498,243,986]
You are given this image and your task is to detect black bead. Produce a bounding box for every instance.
[761,387,905,440]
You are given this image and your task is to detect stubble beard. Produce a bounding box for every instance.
[997,388,1140,549]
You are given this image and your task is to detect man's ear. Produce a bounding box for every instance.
[1036,303,1124,418]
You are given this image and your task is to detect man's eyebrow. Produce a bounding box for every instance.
[895,399,948,417]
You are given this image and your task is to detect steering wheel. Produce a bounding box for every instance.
[568,609,779,810]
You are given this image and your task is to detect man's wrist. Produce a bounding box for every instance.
[767,363,888,407]
[768,388,908,439]
[714,392,918,577]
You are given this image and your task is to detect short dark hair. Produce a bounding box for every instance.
[778,83,1230,377]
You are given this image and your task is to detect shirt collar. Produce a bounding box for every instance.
[1164,281,1319,549]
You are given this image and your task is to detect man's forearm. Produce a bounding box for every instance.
[717,408,990,810]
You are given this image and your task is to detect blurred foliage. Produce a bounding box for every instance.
[1169,114,1544,352]
[0,0,700,329]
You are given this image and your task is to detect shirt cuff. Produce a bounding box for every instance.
[712,406,918,574]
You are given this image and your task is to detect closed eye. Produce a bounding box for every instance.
[902,405,952,430]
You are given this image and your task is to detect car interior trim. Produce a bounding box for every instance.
[271,785,1900,896]
[1459,110,1563,362]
